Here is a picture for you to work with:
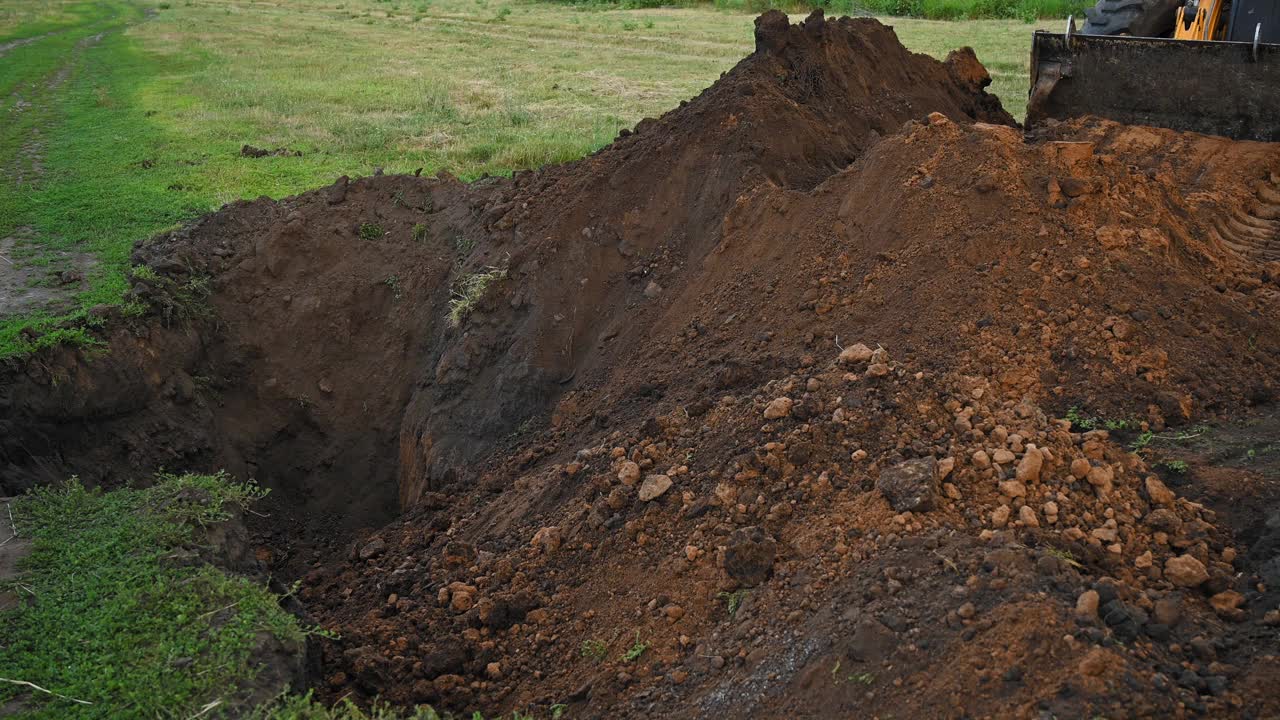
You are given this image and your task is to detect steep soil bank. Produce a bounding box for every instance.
[0,175,479,536]
[1,9,1279,719]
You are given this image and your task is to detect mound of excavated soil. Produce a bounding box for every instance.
[3,10,1280,719]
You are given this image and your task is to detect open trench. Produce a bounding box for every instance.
[3,10,1280,717]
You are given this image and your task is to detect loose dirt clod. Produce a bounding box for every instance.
[2,10,1279,719]
[239,144,303,158]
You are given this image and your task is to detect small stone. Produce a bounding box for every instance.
[644,281,662,298]
[937,457,955,479]
[838,343,873,364]
[943,482,962,500]
[866,363,890,378]
[1134,550,1153,569]
[993,449,1016,465]
[763,397,794,420]
[1070,458,1092,480]
[972,450,991,469]
[1165,554,1210,588]
[851,449,868,461]
[486,662,502,680]
[664,604,685,621]
[990,504,1011,527]
[1075,590,1100,623]
[957,602,976,619]
[359,537,387,560]
[1209,591,1245,621]
[607,486,630,511]
[1086,465,1114,493]
[1060,176,1093,198]
[1016,449,1043,484]
[1018,505,1040,527]
[531,526,563,554]
[618,461,641,486]
[639,475,673,502]
[451,591,475,612]
[876,457,939,512]
[998,480,1027,498]
[1145,475,1176,506]
[1145,508,1182,533]
[1090,526,1118,543]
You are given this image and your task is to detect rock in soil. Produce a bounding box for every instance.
[876,457,939,512]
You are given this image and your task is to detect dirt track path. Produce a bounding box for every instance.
[0,31,56,60]
[0,28,112,320]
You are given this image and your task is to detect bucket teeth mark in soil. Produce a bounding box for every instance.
[1214,172,1280,263]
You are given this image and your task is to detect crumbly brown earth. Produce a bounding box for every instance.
[1,10,1278,719]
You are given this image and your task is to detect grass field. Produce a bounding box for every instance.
[0,0,1048,358]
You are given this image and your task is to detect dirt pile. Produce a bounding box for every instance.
[298,114,1280,718]
[2,9,1280,719]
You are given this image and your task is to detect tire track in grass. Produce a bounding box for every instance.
[0,31,58,59]
[1,24,116,320]
[6,32,106,189]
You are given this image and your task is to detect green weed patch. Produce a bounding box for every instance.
[0,474,303,718]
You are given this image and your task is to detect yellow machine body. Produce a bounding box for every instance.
[1174,0,1228,39]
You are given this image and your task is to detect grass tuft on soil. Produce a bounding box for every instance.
[0,473,302,718]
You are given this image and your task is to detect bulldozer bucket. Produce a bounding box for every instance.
[1027,28,1280,141]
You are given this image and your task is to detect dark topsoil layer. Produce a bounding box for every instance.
[3,10,1280,719]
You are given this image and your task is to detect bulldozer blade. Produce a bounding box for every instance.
[1027,31,1280,142]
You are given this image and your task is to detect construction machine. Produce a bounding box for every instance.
[1027,0,1280,140]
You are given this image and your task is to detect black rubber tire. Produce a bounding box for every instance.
[1080,0,1182,36]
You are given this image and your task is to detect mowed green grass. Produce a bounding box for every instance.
[0,0,1047,357]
